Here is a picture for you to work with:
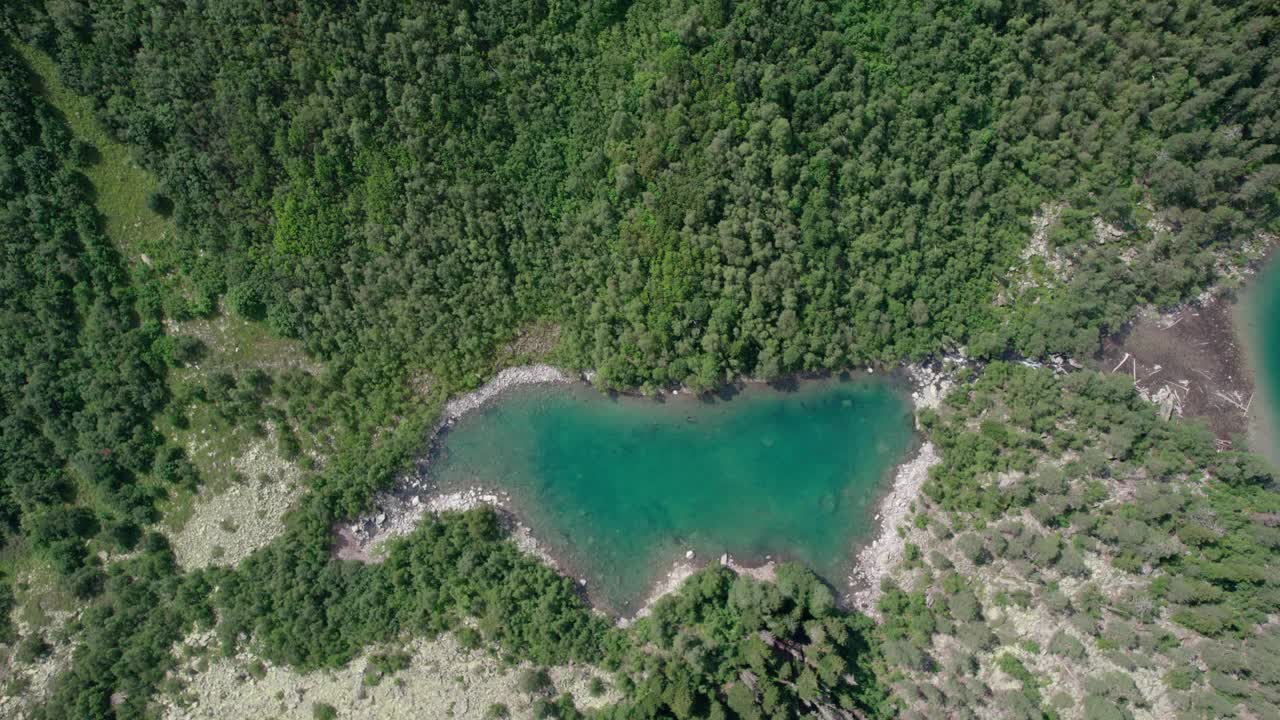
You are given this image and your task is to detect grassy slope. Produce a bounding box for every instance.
[14,44,175,263]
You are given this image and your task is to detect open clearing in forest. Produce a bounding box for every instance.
[161,632,619,720]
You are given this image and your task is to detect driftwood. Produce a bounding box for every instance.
[758,630,806,663]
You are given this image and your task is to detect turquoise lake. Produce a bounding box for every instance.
[429,378,916,612]
[1245,257,1280,466]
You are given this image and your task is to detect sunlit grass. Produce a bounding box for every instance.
[16,44,177,264]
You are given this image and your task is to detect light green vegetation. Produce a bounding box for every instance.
[157,312,323,537]
[13,44,177,271]
[432,378,915,610]
[13,43,322,545]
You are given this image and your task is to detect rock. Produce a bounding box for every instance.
[375,513,386,525]
[685,550,694,560]
[720,554,729,565]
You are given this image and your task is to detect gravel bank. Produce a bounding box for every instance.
[174,432,304,569]
[160,631,618,720]
[843,360,956,615]
[445,365,572,419]
[846,442,940,616]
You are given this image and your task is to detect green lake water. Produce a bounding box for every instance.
[1245,257,1280,465]
[429,378,916,612]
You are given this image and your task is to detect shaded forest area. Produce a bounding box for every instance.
[5,0,1277,395]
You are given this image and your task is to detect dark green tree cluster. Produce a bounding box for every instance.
[0,41,170,592]
[215,506,615,672]
[3,0,1275,396]
[38,533,217,720]
[603,564,888,719]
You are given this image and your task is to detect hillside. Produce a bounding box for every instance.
[1,2,1278,720]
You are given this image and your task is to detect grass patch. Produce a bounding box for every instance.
[14,44,178,266]
[15,43,325,553]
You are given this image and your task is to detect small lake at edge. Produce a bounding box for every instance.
[429,377,916,612]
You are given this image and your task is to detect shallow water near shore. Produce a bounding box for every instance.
[1242,256,1280,466]
[429,377,915,613]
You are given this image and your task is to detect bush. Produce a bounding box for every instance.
[16,633,50,664]
[1082,695,1130,720]
[485,703,510,719]
[1084,671,1143,707]
[68,138,98,166]
[957,623,997,652]
[947,591,981,623]
[1048,631,1086,660]
[312,702,337,720]
[588,677,605,697]
[518,667,552,695]
[456,627,482,650]
[530,698,555,719]
[145,191,173,216]
[956,534,991,565]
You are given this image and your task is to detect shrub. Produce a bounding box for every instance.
[1102,621,1138,651]
[1164,668,1196,691]
[16,633,50,664]
[145,191,173,216]
[1048,631,1086,660]
[957,623,997,652]
[456,627,482,650]
[518,668,552,695]
[956,534,991,565]
[530,698,555,719]
[948,591,981,623]
[485,703,510,719]
[1084,671,1143,706]
[312,703,338,720]
[1082,695,1129,720]
[69,138,98,166]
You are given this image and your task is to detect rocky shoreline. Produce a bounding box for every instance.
[845,442,940,616]
[334,360,958,620]
[334,365,574,563]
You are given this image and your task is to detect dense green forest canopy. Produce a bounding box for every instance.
[1,1,1279,719]
[0,42,174,595]
[5,0,1278,393]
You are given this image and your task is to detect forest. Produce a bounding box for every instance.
[0,0,1277,718]
[5,0,1278,395]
